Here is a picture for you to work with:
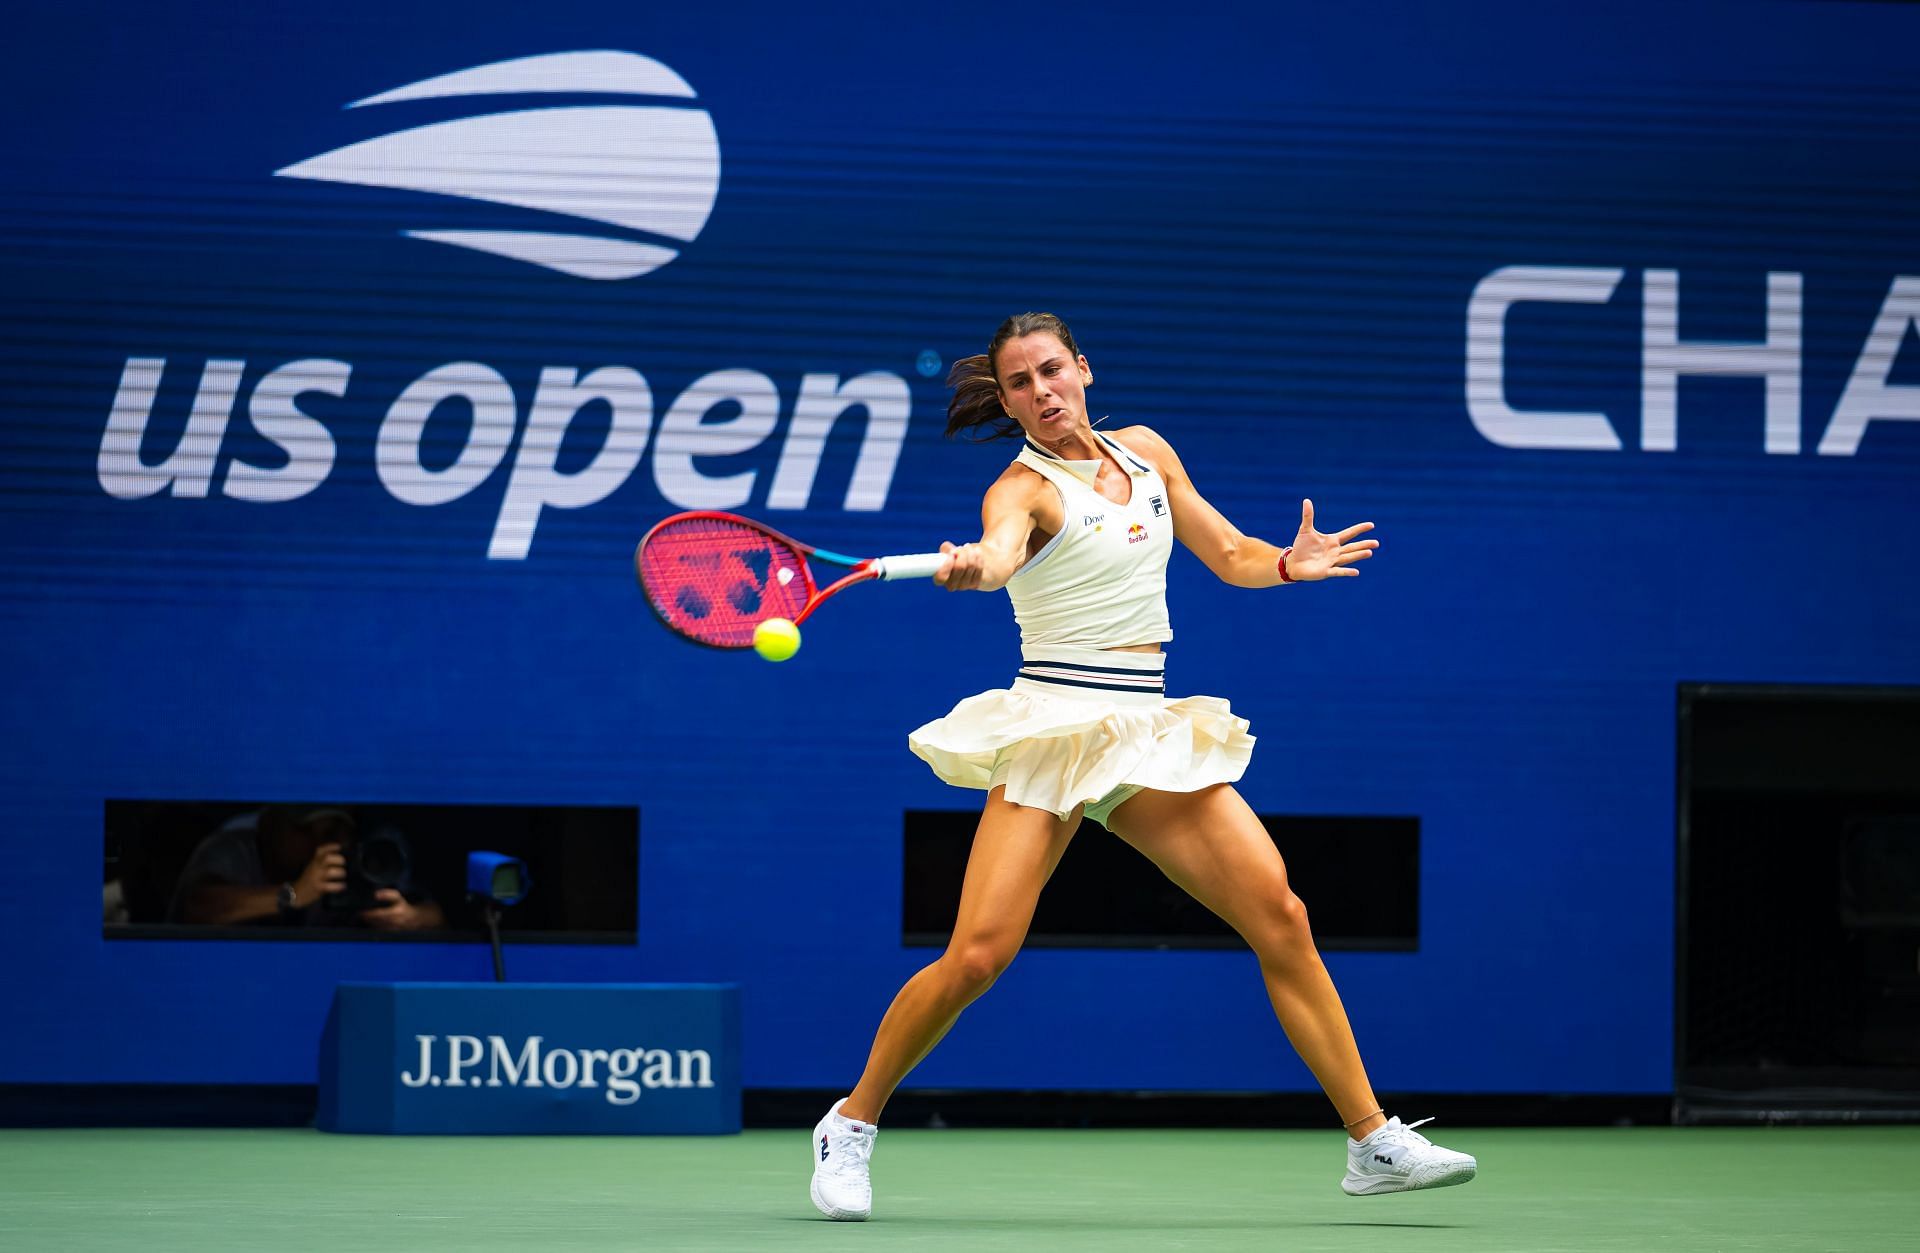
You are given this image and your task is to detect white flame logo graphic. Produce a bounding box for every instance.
[277,51,721,280]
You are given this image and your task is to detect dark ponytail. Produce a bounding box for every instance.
[943,312,1083,440]
[943,354,1010,440]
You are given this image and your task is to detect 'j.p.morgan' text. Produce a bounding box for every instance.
[399,1034,714,1105]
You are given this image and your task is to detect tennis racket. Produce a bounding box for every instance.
[635,511,948,649]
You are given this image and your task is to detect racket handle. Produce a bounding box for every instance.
[870,552,948,581]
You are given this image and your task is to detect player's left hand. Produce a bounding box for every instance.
[361,888,429,931]
[1285,499,1378,581]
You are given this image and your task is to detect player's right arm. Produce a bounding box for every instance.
[935,466,1057,592]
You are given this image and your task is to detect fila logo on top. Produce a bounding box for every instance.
[277,50,721,280]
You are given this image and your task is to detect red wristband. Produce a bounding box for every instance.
[1277,547,1295,583]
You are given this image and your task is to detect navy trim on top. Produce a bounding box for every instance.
[1016,671,1166,694]
[1006,460,1069,583]
[1098,431,1152,475]
[1016,658,1164,675]
[1022,432,1152,476]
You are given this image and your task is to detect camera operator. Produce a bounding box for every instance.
[169,805,445,931]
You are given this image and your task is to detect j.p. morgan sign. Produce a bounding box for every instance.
[319,982,740,1134]
[399,1032,714,1105]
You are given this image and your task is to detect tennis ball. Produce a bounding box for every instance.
[752,617,801,662]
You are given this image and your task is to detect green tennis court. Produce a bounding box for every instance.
[3,1125,1915,1251]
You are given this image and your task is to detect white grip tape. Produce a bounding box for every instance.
[872,552,947,581]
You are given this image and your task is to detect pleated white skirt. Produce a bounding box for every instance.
[906,645,1255,825]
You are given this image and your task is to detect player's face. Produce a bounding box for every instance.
[994,333,1092,442]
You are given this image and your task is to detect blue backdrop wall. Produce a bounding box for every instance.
[3,0,1917,1093]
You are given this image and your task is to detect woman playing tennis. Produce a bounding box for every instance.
[810,312,1477,1220]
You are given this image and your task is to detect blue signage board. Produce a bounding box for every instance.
[2,0,1918,1098]
[318,983,740,1134]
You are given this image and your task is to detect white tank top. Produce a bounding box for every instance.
[1005,431,1174,652]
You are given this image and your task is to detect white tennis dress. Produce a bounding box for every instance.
[907,431,1254,827]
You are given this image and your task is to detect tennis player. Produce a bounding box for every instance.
[810,313,1477,1220]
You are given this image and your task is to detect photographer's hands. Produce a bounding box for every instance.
[361,889,445,931]
[289,842,346,909]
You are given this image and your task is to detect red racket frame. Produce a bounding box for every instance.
[634,510,889,649]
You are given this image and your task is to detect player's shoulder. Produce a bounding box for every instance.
[988,457,1054,503]
[1106,423,1167,451]
[1106,424,1181,469]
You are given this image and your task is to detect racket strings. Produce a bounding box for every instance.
[639,517,812,648]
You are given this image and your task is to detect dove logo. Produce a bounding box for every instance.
[276,50,721,281]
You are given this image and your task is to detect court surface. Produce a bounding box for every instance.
[2,1125,1916,1251]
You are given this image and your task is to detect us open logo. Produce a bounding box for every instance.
[96,50,912,560]
[277,50,721,280]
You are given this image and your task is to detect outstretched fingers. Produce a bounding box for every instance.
[1296,502,1381,579]
[1328,542,1376,576]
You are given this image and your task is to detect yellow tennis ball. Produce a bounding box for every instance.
[752,617,801,662]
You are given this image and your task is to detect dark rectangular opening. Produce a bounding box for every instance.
[903,810,1417,950]
[1677,683,1920,1121]
[104,800,637,943]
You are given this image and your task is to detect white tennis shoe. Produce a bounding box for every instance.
[810,1098,877,1221]
[1341,1116,1477,1195]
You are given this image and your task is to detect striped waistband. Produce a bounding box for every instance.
[1014,646,1166,701]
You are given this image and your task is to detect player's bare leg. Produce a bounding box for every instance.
[1107,783,1476,1191]
[843,787,1079,1122]
[1107,784,1382,1130]
[813,788,1077,1220]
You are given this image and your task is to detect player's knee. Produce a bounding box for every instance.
[942,938,1017,994]
[1248,889,1315,963]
